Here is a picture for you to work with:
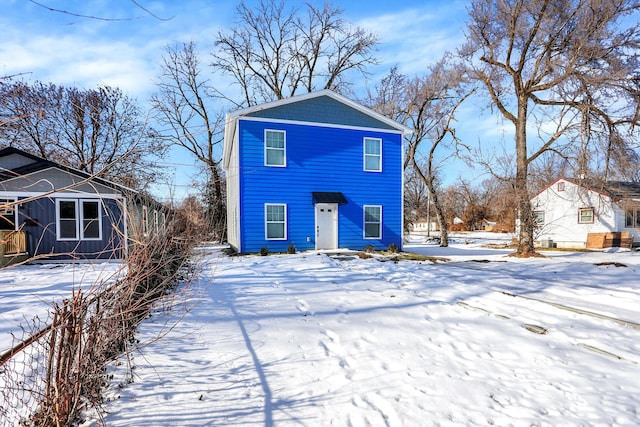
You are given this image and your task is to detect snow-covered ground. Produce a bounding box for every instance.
[0,262,125,354]
[2,233,640,426]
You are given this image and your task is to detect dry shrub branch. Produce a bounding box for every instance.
[1,204,201,426]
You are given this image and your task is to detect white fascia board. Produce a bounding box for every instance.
[226,89,413,136]
[238,116,407,136]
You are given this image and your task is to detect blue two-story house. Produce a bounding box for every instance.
[222,89,411,254]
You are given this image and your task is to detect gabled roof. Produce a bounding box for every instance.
[0,147,135,194]
[534,177,640,202]
[223,89,412,169]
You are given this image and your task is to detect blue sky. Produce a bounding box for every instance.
[1,0,498,200]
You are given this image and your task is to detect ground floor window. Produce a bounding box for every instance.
[364,205,382,239]
[56,199,102,240]
[625,208,640,228]
[578,207,594,224]
[265,204,286,240]
[0,198,17,230]
[532,210,545,225]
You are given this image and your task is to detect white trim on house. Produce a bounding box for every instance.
[80,199,103,240]
[237,115,409,135]
[55,198,103,241]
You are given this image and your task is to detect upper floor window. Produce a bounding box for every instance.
[265,130,286,167]
[364,205,382,239]
[557,181,565,192]
[56,199,102,241]
[578,207,594,224]
[364,137,382,172]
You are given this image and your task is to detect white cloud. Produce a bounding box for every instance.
[355,3,468,76]
[1,34,157,97]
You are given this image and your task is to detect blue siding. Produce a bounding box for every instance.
[18,197,125,260]
[238,119,402,253]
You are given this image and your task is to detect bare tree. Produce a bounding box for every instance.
[370,60,472,247]
[461,0,640,256]
[151,41,227,240]
[212,0,378,106]
[0,81,163,190]
[403,165,431,232]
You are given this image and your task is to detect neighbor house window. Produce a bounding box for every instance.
[578,207,594,224]
[265,130,286,166]
[625,208,640,228]
[532,210,545,225]
[557,181,565,191]
[364,205,382,239]
[153,210,159,233]
[81,200,101,239]
[0,198,17,230]
[364,137,382,172]
[142,206,149,237]
[265,204,286,240]
[0,198,15,215]
[57,199,102,240]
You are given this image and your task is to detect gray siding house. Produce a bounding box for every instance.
[0,147,162,264]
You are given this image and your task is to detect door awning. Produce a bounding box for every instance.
[312,192,348,205]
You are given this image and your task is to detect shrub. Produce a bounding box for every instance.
[387,242,399,253]
[287,243,296,254]
[222,247,238,256]
[260,246,270,256]
[364,244,375,253]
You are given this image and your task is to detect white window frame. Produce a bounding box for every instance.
[532,210,545,225]
[56,199,102,241]
[80,200,102,240]
[625,208,640,228]
[363,137,382,172]
[153,210,159,233]
[265,203,287,240]
[578,207,594,224]
[142,206,150,237]
[0,197,17,230]
[57,199,79,240]
[364,205,382,239]
[264,129,286,167]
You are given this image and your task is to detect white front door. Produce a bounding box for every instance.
[316,203,337,250]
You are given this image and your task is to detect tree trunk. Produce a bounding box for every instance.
[429,184,449,247]
[411,156,449,248]
[208,163,227,242]
[515,97,535,255]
